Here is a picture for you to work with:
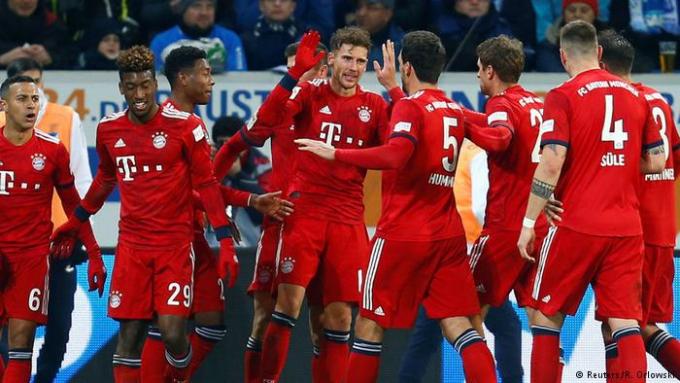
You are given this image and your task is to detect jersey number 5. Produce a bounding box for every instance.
[442,116,459,173]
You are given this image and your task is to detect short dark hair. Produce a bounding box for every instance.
[164,46,208,88]
[7,58,43,78]
[330,27,371,51]
[0,76,37,98]
[560,20,598,57]
[598,30,635,76]
[212,115,244,144]
[284,41,329,66]
[400,31,446,84]
[476,35,525,83]
[117,45,155,79]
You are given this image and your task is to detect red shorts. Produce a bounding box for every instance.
[248,222,282,295]
[361,235,480,329]
[191,233,224,315]
[108,242,195,320]
[469,229,543,308]
[276,216,369,306]
[2,251,49,324]
[641,245,675,325]
[533,226,644,321]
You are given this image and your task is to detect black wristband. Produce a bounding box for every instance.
[74,205,92,222]
[280,73,298,91]
[214,225,233,241]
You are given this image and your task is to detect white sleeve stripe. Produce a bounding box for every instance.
[487,111,508,124]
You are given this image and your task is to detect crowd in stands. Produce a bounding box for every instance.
[0,0,678,72]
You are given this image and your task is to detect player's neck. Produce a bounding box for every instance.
[169,92,195,113]
[567,60,600,78]
[329,76,357,97]
[406,81,438,95]
[490,82,517,97]
[3,123,33,146]
[127,104,159,125]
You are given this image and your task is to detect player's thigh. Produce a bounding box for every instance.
[424,236,480,321]
[191,237,224,316]
[248,223,281,295]
[361,237,437,329]
[321,222,370,305]
[153,243,194,318]
[108,244,154,320]
[275,216,326,288]
[3,251,49,325]
[533,227,605,317]
[593,235,645,322]
[642,246,675,324]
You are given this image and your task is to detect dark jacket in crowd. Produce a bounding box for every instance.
[241,16,301,70]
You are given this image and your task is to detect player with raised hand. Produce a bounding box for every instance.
[51,45,235,383]
[252,27,399,382]
[0,75,104,383]
[517,21,665,382]
[297,30,497,383]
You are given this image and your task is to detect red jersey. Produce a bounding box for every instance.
[285,79,389,223]
[0,128,73,254]
[635,83,680,247]
[483,85,548,232]
[376,89,466,241]
[540,69,662,237]
[91,104,219,248]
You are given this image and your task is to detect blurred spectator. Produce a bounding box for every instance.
[535,0,610,72]
[212,116,272,246]
[77,18,123,70]
[150,0,247,73]
[355,0,404,70]
[141,0,236,37]
[233,0,334,41]
[0,0,77,68]
[610,0,680,72]
[430,0,514,71]
[241,0,301,70]
[336,0,426,32]
[532,0,610,44]
[497,0,536,47]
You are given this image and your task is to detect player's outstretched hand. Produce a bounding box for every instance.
[374,39,398,90]
[50,215,83,260]
[289,30,325,79]
[218,238,239,288]
[87,246,107,297]
[252,191,295,221]
[544,197,563,226]
[517,227,536,263]
[295,139,336,160]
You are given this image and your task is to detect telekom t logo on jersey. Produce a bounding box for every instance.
[320,122,342,146]
[116,156,137,181]
[0,170,14,195]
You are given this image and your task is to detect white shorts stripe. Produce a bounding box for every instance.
[273,224,285,278]
[363,238,385,311]
[469,235,489,272]
[532,226,558,300]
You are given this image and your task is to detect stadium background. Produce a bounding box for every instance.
[20,71,680,382]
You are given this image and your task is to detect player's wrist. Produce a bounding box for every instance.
[74,205,92,222]
[280,72,299,91]
[522,217,536,229]
[214,225,233,241]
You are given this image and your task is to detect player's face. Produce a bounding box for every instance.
[119,71,158,122]
[287,55,328,82]
[398,53,410,94]
[329,44,368,90]
[1,82,40,131]
[185,58,214,105]
[476,58,491,95]
[564,3,596,24]
[183,0,216,30]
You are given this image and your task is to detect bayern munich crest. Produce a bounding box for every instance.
[152,131,168,149]
[31,153,46,171]
[109,291,122,308]
[280,257,295,274]
[357,106,372,122]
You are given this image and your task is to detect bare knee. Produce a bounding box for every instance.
[323,302,352,331]
[158,315,189,354]
[274,284,306,319]
[354,315,384,343]
[116,320,148,357]
[251,292,275,339]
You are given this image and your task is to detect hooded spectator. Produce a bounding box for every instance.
[355,0,405,70]
[77,18,124,70]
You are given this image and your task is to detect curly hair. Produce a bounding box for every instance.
[117,45,155,78]
[329,27,371,52]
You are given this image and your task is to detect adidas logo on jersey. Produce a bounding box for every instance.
[114,138,126,148]
[319,105,332,115]
[374,306,385,316]
[542,295,551,303]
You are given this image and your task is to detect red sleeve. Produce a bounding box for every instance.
[464,122,512,152]
[642,100,664,151]
[540,90,571,148]
[213,132,250,181]
[464,97,513,152]
[485,97,516,133]
[183,119,231,231]
[462,108,487,127]
[56,183,98,249]
[220,185,251,207]
[255,76,306,127]
[53,143,75,189]
[388,87,406,102]
[80,130,117,214]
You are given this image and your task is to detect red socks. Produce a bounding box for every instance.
[260,311,296,382]
[612,327,646,383]
[164,345,192,382]
[647,329,680,378]
[322,329,350,383]
[186,325,226,377]
[346,339,382,383]
[140,327,165,382]
[311,343,324,383]
[2,350,32,383]
[112,354,141,383]
[531,326,561,383]
[453,329,497,383]
[244,336,263,383]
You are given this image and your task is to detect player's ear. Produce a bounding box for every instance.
[0,99,5,112]
[118,81,124,96]
[328,51,335,66]
[596,45,603,61]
